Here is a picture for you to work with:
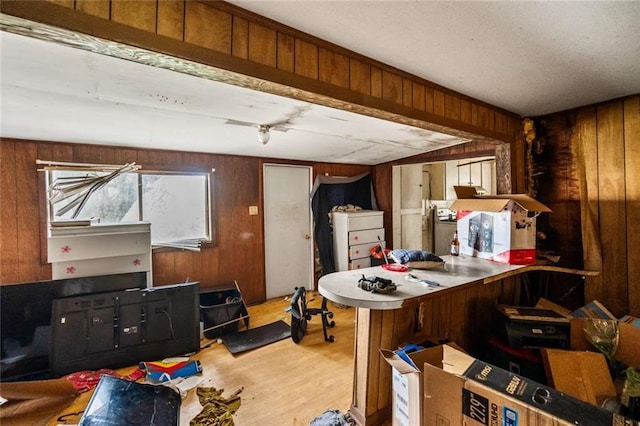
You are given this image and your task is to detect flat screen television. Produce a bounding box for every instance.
[50,282,200,377]
[1,272,147,382]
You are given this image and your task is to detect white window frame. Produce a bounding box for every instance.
[41,160,213,250]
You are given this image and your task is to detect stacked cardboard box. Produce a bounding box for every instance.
[382,343,638,426]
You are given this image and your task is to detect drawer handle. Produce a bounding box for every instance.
[355,250,360,254]
[354,236,359,240]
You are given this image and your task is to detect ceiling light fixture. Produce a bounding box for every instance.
[257,125,271,145]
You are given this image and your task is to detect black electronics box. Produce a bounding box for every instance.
[50,282,200,377]
[200,282,249,338]
[497,305,571,349]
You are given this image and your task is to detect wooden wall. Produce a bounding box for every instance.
[0,138,370,304]
[531,95,640,317]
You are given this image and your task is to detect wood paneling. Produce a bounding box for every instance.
[294,39,318,80]
[0,139,373,304]
[533,95,640,317]
[381,70,402,104]
[76,0,110,19]
[412,82,425,111]
[445,94,461,121]
[276,32,294,73]
[350,58,371,95]
[111,0,156,33]
[231,16,248,59]
[248,22,276,67]
[425,87,435,114]
[0,141,19,283]
[624,97,640,315]
[370,67,382,99]
[597,101,628,315]
[184,2,231,54]
[402,78,412,108]
[319,48,349,89]
[45,0,73,8]
[157,0,184,41]
[577,107,603,303]
[15,143,41,283]
[434,89,445,116]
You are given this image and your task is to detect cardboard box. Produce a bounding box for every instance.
[449,187,551,264]
[381,342,465,426]
[384,344,637,426]
[571,318,640,369]
[541,348,617,406]
[538,298,640,369]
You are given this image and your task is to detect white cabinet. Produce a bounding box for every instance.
[332,211,385,271]
[48,222,152,286]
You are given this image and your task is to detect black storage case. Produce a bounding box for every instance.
[200,282,249,338]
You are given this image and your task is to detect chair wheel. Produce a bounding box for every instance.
[328,320,335,328]
[328,335,335,343]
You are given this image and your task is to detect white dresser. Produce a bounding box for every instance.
[48,222,152,286]
[332,210,385,271]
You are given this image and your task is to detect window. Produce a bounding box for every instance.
[45,163,213,250]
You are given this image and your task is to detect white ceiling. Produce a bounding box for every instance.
[1,1,639,165]
[0,30,469,165]
[228,0,640,117]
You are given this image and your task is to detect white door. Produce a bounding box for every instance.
[263,164,313,299]
[393,164,426,250]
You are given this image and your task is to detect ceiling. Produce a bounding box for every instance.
[228,0,640,117]
[1,2,639,165]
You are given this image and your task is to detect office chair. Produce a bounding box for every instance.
[286,287,335,343]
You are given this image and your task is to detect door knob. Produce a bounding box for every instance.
[304,234,311,240]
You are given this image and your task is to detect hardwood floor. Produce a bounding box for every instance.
[53,292,356,426]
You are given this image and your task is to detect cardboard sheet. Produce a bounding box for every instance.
[0,378,79,426]
[541,348,616,406]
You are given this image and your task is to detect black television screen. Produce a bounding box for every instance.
[0,272,147,382]
[50,282,200,377]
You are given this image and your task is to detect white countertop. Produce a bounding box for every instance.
[318,255,527,310]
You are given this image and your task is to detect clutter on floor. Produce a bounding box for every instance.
[221,320,291,354]
[190,387,243,426]
[79,375,181,425]
[0,377,79,426]
[310,409,355,426]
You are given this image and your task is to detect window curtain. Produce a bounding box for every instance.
[311,172,378,276]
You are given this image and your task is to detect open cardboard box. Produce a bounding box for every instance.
[537,298,640,369]
[449,186,551,265]
[380,342,465,426]
[382,343,637,426]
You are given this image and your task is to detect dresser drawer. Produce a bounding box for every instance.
[348,228,385,245]
[349,257,371,270]
[349,241,386,260]
[347,213,384,231]
[48,231,151,262]
[52,253,151,280]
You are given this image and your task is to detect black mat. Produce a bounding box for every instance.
[222,320,291,354]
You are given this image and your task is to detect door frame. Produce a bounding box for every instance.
[262,163,314,298]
